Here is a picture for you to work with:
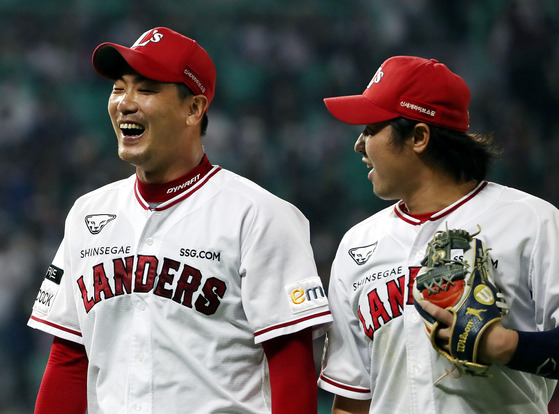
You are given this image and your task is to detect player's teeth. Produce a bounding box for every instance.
[120,123,144,130]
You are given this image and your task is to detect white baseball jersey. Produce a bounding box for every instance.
[319,181,559,413]
[28,157,332,414]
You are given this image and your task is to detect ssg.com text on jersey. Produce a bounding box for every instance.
[180,248,221,261]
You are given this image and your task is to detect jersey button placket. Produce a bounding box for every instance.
[129,296,153,413]
[137,211,161,252]
[407,223,440,412]
[130,209,159,413]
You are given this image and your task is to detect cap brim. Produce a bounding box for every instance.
[92,43,182,83]
[324,94,399,125]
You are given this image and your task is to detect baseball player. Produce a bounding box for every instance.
[28,27,332,414]
[317,55,559,413]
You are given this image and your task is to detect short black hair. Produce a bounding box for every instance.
[388,117,501,182]
[176,83,209,136]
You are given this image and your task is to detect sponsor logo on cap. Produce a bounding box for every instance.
[183,68,206,93]
[399,97,436,118]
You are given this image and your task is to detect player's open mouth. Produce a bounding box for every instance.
[120,122,145,137]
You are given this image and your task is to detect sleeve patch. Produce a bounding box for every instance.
[45,264,64,284]
[285,277,328,314]
[33,277,61,316]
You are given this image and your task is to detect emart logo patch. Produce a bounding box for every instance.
[285,277,328,314]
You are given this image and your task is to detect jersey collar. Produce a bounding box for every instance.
[394,181,488,225]
[134,154,221,211]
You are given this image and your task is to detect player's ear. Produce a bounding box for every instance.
[186,95,208,127]
[412,123,430,154]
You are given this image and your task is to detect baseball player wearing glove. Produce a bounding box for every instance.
[412,226,509,377]
[28,27,332,414]
[317,56,559,413]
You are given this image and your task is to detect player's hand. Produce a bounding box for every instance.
[418,300,453,351]
[418,300,519,365]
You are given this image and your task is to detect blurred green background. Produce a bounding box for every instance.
[1,0,559,412]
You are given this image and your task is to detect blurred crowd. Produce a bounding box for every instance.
[1,0,558,412]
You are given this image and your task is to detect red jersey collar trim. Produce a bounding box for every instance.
[134,154,222,211]
[394,181,488,225]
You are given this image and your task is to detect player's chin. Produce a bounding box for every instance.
[367,168,374,182]
[117,145,145,165]
[369,172,381,191]
[372,183,398,201]
[118,133,145,152]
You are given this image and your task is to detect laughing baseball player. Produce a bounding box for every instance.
[28,27,332,414]
[318,56,559,413]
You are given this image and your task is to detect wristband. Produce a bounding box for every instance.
[506,327,559,379]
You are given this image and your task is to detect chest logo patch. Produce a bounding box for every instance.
[85,214,116,234]
[348,242,378,265]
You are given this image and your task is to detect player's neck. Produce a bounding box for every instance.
[402,179,480,215]
[136,144,206,184]
[135,154,214,203]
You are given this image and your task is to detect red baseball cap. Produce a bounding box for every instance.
[324,56,471,132]
[92,27,216,106]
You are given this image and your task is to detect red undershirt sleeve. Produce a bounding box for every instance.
[35,336,88,414]
[262,328,317,414]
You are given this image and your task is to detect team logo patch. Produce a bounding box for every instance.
[348,242,378,265]
[285,277,328,315]
[85,214,116,234]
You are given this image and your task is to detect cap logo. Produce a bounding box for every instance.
[367,66,384,89]
[132,29,164,48]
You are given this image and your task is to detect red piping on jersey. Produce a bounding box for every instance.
[30,315,82,337]
[134,157,222,211]
[254,310,332,338]
[319,373,371,394]
[394,181,488,225]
